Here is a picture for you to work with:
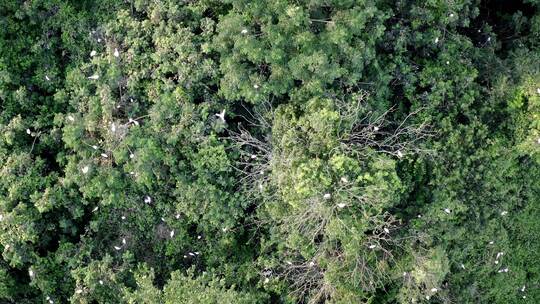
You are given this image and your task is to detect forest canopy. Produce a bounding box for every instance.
[0,0,539,303]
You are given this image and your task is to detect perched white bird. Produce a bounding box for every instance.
[88,74,99,80]
[130,153,135,159]
[111,123,116,132]
[487,37,491,42]
[99,280,103,285]
[114,246,121,250]
[241,29,248,34]
[397,150,404,158]
[450,13,454,17]
[92,206,98,212]
[0,214,3,221]
[97,38,101,42]
[26,129,31,135]
[264,277,270,283]
[489,241,494,245]
[500,211,508,216]
[496,252,504,259]
[368,244,377,249]
[309,261,315,267]
[197,235,202,240]
[444,208,451,214]
[373,126,379,131]
[521,285,526,292]
[114,48,119,57]
[340,176,348,183]
[337,203,346,208]
[67,115,75,122]
[494,260,499,264]
[195,252,200,255]
[29,269,34,277]
[170,230,175,238]
[175,214,181,219]
[215,109,226,123]
[91,145,98,150]
[431,288,438,292]
[75,289,83,294]
[90,50,97,57]
[101,153,108,158]
[434,37,439,44]
[446,61,450,65]
[144,196,152,204]
[45,75,51,81]
[121,216,126,220]
[250,154,257,159]
[188,252,195,256]
[222,227,228,232]
[82,166,89,174]
[323,193,331,199]
[253,84,259,89]
[460,263,465,269]
[537,88,540,95]
[122,238,126,245]
[384,228,390,234]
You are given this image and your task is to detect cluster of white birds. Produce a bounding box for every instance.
[45,295,54,304]
[183,251,201,258]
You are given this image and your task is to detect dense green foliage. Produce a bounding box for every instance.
[1,0,539,303]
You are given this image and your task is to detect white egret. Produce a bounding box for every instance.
[92,206,98,212]
[197,235,202,240]
[122,238,126,245]
[26,129,31,135]
[373,126,379,131]
[92,145,98,150]
[144,196,152,204]
[323,193,331,199]
[130,153,135,159]
[114,48,119,57]
[337,203,346,208]
[500,211,508,216]
[431,288,438,292]
[90,50,97,57]
[29,269,34,277]
[253,84,259,89]
[45,75,51,81]
[397,150,404,158]
[340,176,348,183]
[434,37,439,44]
[99,280,103,285]
[384,228,390,234]
[88,74,99,80]
[75,289,83,294]
[114,246,121,250]
[444,208,451,214]
[215,109,226,123]
[82,166,89,174]
[101,153,108,158]
[241,29,248,34]
[368,244,377,249]
[67,115,75,122]
[170,230,175,238]
[111,123,116,132]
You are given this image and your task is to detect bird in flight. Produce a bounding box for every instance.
[215,109,226,123]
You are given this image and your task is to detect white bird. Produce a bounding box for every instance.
[92,206,98,212]
[97,38,101,42]
[26,129,31,135]
[309,261,315,267]
[188,252,195,256]
[241,29,248,34]
[183,255,187,258]
[215,109,226,123]
[500,211,508,216]
[195,252,200,255]
[114,246,121,250]
[521,285,526,292]
[197,235,202,240]
[170,230,175,238]
[49,300,54,304]
[496,252,504,259]
[373,126,379,131]
[161,217,165,222]
[101,153,108,158]
[340,176,348,183]
[368,244,377,249]
[90,50,97,57]
[487,37,491,42]
[537,88,540,95]
[431,288,438,292]
[114,48,119,57]
[460,263,465,269]
[537,137,540,144]
[446,61,450,65]
[121,216,126,220]
[144,196,152,204]
[67,115,75,122]
[434,37,439,44]
[323,193,331,200]
[130,153,135,159]
[384,228,390,234]
[29,269,34,277]
[494,260,499,264]
[111,123,116,132]
[450,13,454,17]
[337,203,346,208]
[444,208,451,214]
[425,296,430,300]
[45,75,51,81]
[397,150,404,158]
[264,277,270,283]
[92,145,98,150]
[0,214,3,221]
[75,289,83,294]
[250,154,257,159]
[82,166,89,174]
[253,84,259,89]
[175,214,181,219]
[122,238,126,245]
[489,241,494,245]
[99,280,103,285]
[222,227,228,232]
[88,74,99,80]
